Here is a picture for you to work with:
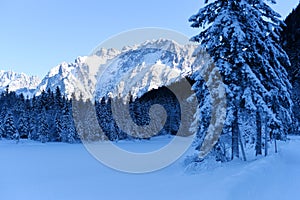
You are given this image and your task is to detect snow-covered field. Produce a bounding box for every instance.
[1,136,300,200]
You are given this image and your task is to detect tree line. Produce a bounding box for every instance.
[0,86,79,143]
[0,0,299,164]
[0,84,184,144]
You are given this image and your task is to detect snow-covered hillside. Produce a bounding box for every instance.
[1,135,299,200]
[37,39,197,101]
[96,39,197,100]
[34,48,120,100]
[0,70,41,97]
[0,39,197,100]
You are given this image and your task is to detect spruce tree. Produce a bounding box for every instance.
[189,0,293,159]
[281,3,300,128]
[18,110,29,139]
[60,101,77,143]
[37,109,49,143]
[4,111,18,140]
[0,102,8,138]
[28,96,38,140]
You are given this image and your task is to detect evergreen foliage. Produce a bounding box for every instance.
[281,2,300,128]
[0,86,80,143]
[95,85,183,141]
[189,0,294,160]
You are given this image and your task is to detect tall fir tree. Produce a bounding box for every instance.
[189,0,293,160]
[59,100,78,143]
[281,2,300,129]
[37,108,49,143]
[0,101,8,138]
[4,111,18,141]
[18,110,29,139]
[28,96,39,140]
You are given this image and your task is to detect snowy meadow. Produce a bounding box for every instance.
[1,136,300,200]
[1,0,300,199]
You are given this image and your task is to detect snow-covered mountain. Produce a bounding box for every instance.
[95,39,197,100]
[34,47,120,100]
[0,70,41,97]
[0,39,198,100]
[34,39,197,100]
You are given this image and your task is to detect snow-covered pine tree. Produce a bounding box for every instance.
[47,87,64,142]
[59,100,77,143]
[14,94,28,139]
[46,88,55,111]
[55,86,64,111]
[0,101,8,139]
[68,98,80,142]
[37,108,49,143]
[18,110,29,139]
[96,98,119,141]
[4,111,18,141]
[72,94,85,140]
[55,114,62,142]
[28,96,39,140]
[189,0,293,159]
[281,2,300,129]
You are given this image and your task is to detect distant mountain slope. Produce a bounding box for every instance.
[0,70,41,97]
[34,47,120,100]
[95,39,197,100]
[0,39,197,100]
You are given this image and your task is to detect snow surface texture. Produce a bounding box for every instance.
[1,136,300,200]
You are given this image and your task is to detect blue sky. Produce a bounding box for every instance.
[0,0,299,78]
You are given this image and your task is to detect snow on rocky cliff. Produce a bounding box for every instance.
[1,39,199,100]
[34,48,120,100]
[0,70,41,97]
[95,39,197,100]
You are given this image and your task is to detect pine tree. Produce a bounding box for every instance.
[0,87,80,143]
[55,86,64,110]
[55,114,62,142]
[72,95,85,140]
[59,101,77,143]
[18,110,29,139]
[96,98,120,141]
[28,96,39,140]
[281,3,300,129]
[37,109,49,143]
[4,111,18,141]
[281,3,300,84]
[189,0,293,159]
[0,102,8,138]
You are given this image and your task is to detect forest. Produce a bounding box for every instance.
[0,1,299,163]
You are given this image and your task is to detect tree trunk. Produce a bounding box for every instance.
[232,107,239,160]
[239,131,247,161]
[255,109,262,156]
[274,137,278,153]
[265,127,268,156]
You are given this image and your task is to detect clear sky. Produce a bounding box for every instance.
[0,0,299,78]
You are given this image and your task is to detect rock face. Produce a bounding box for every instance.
[0,70,41,97]
[95,39,196,100]
[34,48,121,100]
[1,39,197,101]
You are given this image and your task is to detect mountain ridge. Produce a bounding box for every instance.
[0,70,41,97]
[0,39,197,100]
